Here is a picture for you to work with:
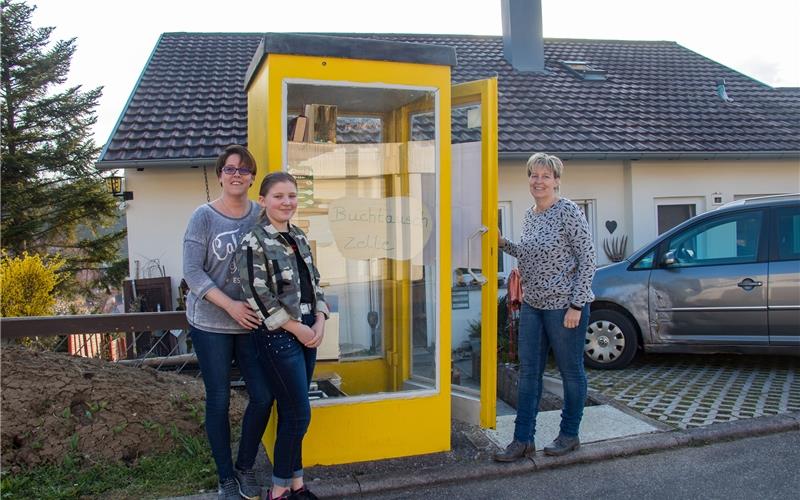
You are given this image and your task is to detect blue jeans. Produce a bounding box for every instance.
[253,313,317,487]
[514,303,589,443]
[190,327,273,482]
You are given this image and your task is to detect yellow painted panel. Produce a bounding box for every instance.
[439,81,453,408]
[305,395,450,465]
[246,63,272,198]
[478,78,499,429]
[314,358,390,395]
[268,53,450,89]
[263,392,451,465]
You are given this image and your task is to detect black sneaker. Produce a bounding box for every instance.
[234,468,261,500]
[218,478,241,500]
[493,440,535,462]
[291,485,319,500]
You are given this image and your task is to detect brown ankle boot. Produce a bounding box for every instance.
[543,434,580,456]
[493,440,535,462]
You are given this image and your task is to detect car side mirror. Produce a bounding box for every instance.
[663,250,676,266]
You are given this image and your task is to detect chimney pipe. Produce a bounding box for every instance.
[716,78,734,102]
[501,0,545,72]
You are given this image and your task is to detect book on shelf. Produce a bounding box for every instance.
[288,115,307,142]
[304,104,337,143]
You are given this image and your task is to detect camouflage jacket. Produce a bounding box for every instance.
[238,222,329,331]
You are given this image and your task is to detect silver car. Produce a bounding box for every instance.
[585,194,800,369]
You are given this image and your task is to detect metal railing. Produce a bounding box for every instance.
[0,312,207,376]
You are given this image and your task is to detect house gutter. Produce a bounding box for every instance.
[96,157,216,171]
[97,150,800,170]
[500,151,800,161]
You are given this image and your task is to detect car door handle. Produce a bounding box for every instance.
[737,278,763,290]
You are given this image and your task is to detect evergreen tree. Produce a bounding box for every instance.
[1,0,125,284]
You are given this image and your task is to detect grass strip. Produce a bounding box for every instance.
[1,432,219,500]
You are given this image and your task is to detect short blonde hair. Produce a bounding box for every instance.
[526,152,564,179]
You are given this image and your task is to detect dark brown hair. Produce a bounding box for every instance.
[214,144,257,178]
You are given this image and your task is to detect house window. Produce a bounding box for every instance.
[573,199,597,244]
[655,197,705,236]
[658,204,696,234]
[498,202,513,277]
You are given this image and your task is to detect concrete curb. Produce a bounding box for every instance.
[313,411,800,499]
[165,412,799,499]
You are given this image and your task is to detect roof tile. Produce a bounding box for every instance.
[99,33,800,164]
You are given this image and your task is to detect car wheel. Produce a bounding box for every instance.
[584,309,638,369]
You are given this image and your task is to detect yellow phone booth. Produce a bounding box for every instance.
[244,33,498,465]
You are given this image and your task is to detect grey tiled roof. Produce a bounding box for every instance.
[98,33,800,166]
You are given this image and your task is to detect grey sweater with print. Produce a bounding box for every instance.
[183,201,260,333]
[502,198,596,310]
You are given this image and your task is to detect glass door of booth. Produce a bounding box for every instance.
[448,78,498,428]
[283,81,441,401]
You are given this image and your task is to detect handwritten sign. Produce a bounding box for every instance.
[328,196,433,260]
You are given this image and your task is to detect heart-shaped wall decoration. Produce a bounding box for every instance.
[605,220,618,234]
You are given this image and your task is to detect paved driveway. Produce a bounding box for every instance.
[549,354,799,429]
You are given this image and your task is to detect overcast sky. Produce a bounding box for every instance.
[29,0,800,148]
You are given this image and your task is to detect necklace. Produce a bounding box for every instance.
[216,196,248,218]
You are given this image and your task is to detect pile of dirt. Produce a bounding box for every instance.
[0,345,245,472]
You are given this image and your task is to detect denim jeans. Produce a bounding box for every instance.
[253,313,317,487]
[190,327,273,482]
[513,303,589,443]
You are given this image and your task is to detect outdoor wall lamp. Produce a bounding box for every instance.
[105,174,134,201]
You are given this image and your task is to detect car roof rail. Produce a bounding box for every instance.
[719,193,800,209]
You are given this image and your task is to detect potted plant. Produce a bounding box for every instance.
[465,294,514,385]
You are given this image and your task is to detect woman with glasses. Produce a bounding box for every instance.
[183,144,273,500]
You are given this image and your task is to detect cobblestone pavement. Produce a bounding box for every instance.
[548,354,799,429]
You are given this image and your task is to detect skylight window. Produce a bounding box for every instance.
[560,60,607,81]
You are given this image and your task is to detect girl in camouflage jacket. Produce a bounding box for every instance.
[237,171,328,500]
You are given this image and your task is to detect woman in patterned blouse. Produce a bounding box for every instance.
[494,153,597,462]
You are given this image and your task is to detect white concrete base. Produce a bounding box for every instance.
[452,391,481,425]
[484,404,659,450]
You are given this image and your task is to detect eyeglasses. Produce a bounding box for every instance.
[221,166,253,176]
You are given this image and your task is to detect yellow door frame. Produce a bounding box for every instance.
[451,78,499,429]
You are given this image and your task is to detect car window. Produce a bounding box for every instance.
[665,211,763,268]
[632,249,655,269]
[775,206,800,261]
